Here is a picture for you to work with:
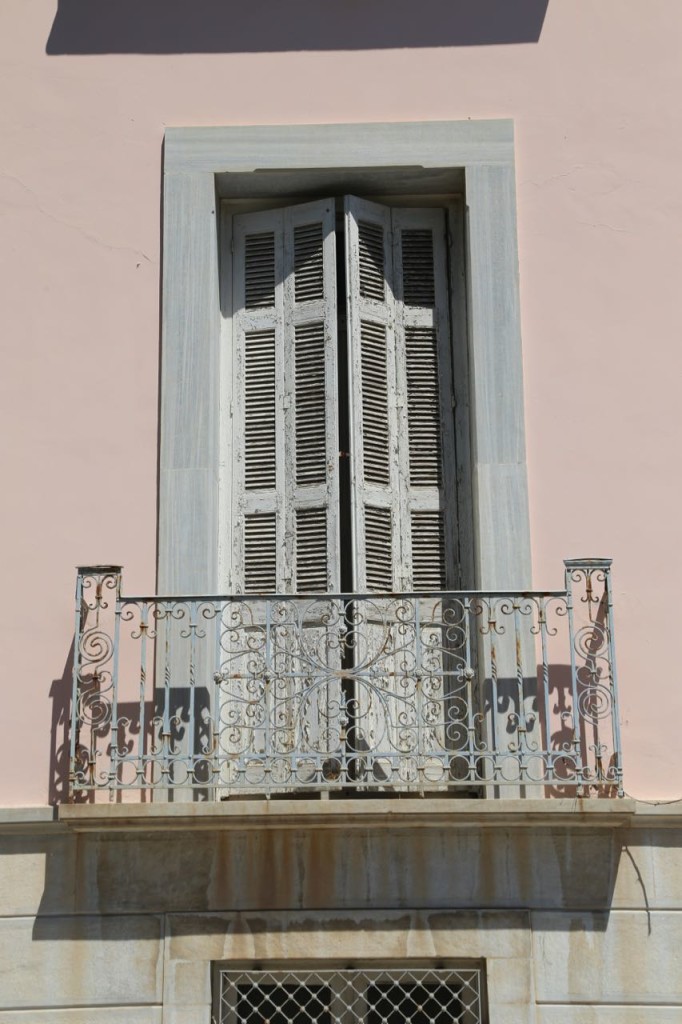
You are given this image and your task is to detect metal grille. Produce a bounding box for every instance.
[216,967,485,1024]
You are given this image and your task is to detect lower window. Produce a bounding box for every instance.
[215,965,487,1024]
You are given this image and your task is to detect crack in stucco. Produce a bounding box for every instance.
[520,163,641,195]
[578,220,632,234]
[520,165,587,189]
[0,170,157,264]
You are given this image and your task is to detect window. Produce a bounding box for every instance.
[215,965,487,1024]
[223,195,460,595]
[159,121,530,599]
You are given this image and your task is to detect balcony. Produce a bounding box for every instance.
[70,560,622,799]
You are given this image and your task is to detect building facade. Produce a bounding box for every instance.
[1,1,681,1021]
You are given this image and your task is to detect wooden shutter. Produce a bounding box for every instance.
[345,198,457,593]
[344,197,401,592]
[345,198,457,784]
[227,200,341,790]
[231,199,339,594]
[392,206,457,591]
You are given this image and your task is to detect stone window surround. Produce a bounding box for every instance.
[164,909,529,1024]
[159,120,531,596]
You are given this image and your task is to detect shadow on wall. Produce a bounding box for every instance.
[47,0,549,54]
[48,641,75,806]
[50,634,212,804]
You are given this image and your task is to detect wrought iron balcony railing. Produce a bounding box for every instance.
[70,560,622,798]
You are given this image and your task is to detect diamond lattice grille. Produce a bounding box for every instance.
[217,968,485,1024]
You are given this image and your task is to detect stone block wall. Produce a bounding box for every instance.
[0,802,680,1022]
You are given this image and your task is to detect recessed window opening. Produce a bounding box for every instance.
[220,188,465,597]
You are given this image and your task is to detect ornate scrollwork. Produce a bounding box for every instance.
[70,563,622,796]
[578,682,613,722]
[78,627,114,666]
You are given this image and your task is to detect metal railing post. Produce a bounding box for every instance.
[71,565,122,797]
[564,558,621,795]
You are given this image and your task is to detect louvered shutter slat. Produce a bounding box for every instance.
[244,512,277,593]
[244,232,276,308]
[410,510,446,590]
[244,329,277,491]
[294,223,325,302]
[405,326,442,488]
[364,506,393,591]
[295,322,327,487]
[295,508,328,591]
[401,229,436,307]
[358,221,386,301]
[360,322,390,486]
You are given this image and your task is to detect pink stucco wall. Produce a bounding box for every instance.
[0,0,680,803]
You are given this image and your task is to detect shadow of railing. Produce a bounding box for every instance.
[48,641,75,805]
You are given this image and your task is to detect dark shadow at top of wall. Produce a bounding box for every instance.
[47,0,549,54]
